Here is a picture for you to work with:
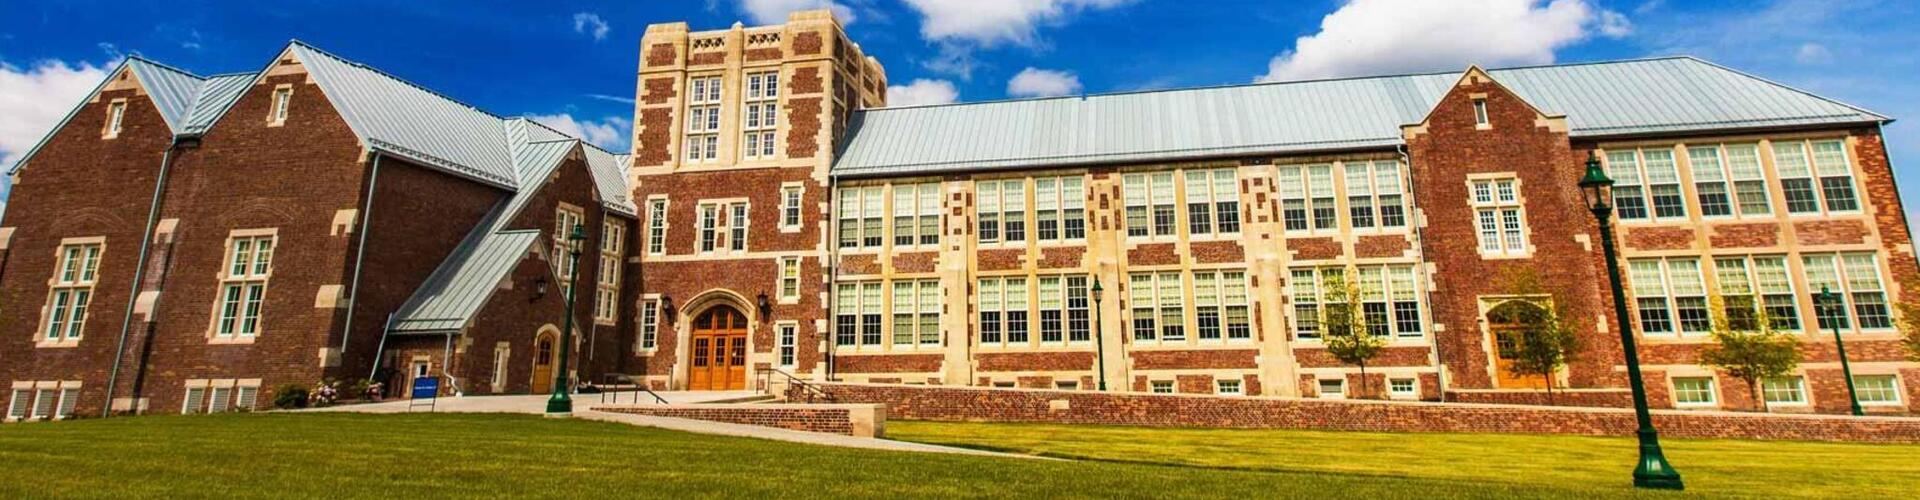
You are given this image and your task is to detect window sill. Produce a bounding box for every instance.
[207,336,258,345]
[34,340,82,349]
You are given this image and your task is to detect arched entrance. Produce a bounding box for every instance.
[530,329,559,393]
[1486,300,1550,389]
[689,305,749,390]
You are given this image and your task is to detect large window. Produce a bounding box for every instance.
[1687,144,1771,218]
[977,179,1028,245]
[595,221,624,325]
[1184,169,1241,236]
[645,198,668,255]
[978,277,1032,346]
[1289,267,1333,340]
[1855,375,1901,404]
[1628,257,1709,336]
[741,71,778,160]
[1357,265,1424,338]
[684,75,722,162]
[1607,148,1685,221]
[1713,255,1800,332]
[891,279,941,346]
[837,186,885,250]
[893,183,941,247]
[554,208,586,281]
[1193,270,1252,341]
[1123,173,1177,237]
[215,235,274,339]
[691,202,748,253]
[1803,252,1892,332]
[1470,177,1527,256]
[833,282,884,347]
[638,298,661,350]
[1346,161,1407,230]
[1034,176,1087,241]
[1761,376,1806,405]
[1034,275,1093,344]
[1774,139,1858,214]
[1128,272,1186,342]
[43,242,101,343]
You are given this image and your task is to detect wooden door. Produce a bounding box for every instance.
[530,332,557,393]
[690,306,749,390]
[1487,302,1548,389]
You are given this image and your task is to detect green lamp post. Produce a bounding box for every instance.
[545,223,588,417]
[1816,285,1866,416]
[1092,277,1108,391]
[1579,152,1684,490]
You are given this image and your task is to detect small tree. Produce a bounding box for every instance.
[1504,301,1583,404]
[1699,296,1802,412]
[1320,272,1385,398]
[1898,277,1920,362]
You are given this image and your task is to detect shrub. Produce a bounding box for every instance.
[273,384,310,409]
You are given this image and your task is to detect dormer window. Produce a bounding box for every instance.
[270,86,292,125]
[104,101,126,138]
[1472,98,1489,127]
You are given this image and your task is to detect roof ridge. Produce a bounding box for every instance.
[124,55,207,81]
[511,115,618,156]
[289,40,508,122]
[1674,55,1891,122]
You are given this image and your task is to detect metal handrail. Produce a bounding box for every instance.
[599,374,668,405]
[756,367,834,403]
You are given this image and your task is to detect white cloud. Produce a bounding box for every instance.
[1795,43,1832,65]
[573,13,610,41]
[738,0,856,26]
[1,59,112,175]
[528,113,632,153]
[585,93,636,105]
[1006,67,1081,97]
[885,79,959,107]
[903,0,1133,78]
[1257,0,1630,83]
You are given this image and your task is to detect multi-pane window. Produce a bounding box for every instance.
[778,257,801,301]
[893,183,941,247]
[595,222,624,324]
[1031,275,1093,344]
[6,383,78,421]
[697,202,748,253]
[43,243,101,342]
[1687,144,1771,218]
[1628,257,1709,336]
[645,199,668,255]
[1803,252,1892,331]
[1216,379,1243,395]
[978,277,1032,346]
[1034,176,1087,241]
[1289,268,1331,340]
[1065,276,1092,343]
[1389,378,1416,397]
[837,186,885,249]
[684,75,722,162]
[1356,265,1424,338]
[777,323,797,367]
[639,298,661,350]
[1672,377,1716,406]
[1607,148,1685,221]
[1192,270,1252,341]
[741,71,778,160]
[554,209,586,281]
[729,204,748,252]
[1128,272,1186,342]
[1713,255,1800,332]
[106,101,126,136]
[271,87,292,123]
[977,179,1028,245]
[1470,178,1527,256]
[1761,376,1806,405]
[697,204,720,253]
[891,279,941,347]
[182,381,260,414]
[833,282,884,347]
[1345,161,1407,230]
[779,186,803,230]
[1774,139,1858,214]
[213,235,274,339]
[1184,169,1241,235]
[1151,380,1174,394]
[1854,375,1900,404]
[1123,173,1177,237]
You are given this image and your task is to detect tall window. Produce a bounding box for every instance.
[595,222,624,325]
[1774,139,1858,214]
[697,204,720,253]
[1289,268,1330,340]
[1804,252,1892,331]
[215,235,274,338]
[645,199,668,255]
[554,208,585,281]
[1355,161,1408,229]
[977,180,1027,244]
[741,71,778,160]
[1185,169,1240,236]
[1017,275,1091,344]
[639,298,661,350]
[1035,176,1087,241]
[891,279,940,346]
[1472,98,1489,126]
[777,323,797,367]
[1714,255,1800,332]
[1278,165,1342,233]
[684,75,722,162]
[1469,178,1527,256]
[893,183,940,247]
[978,277,1032,346]
[271,87,292,123]
[1128,272,1184,342]
[833,282,884,347]
[1688,144,1771,218]
[728,204,748,252]
[1192,270,1252,341]
[1065,276,1091,343]
[696,202,747,253]
[779,185,803,230]
[1355,265,1423,338]
[106,101,126,137]
[1604,150,1649,220]
[43,243,101,342]
[837,186,884,250]
[1122,173,1176,238]
[778,257,801,301]
[1628,257,1709,336]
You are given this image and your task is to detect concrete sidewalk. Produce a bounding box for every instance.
[295,390,759,414]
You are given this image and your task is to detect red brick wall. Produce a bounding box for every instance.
[596,403,875,436]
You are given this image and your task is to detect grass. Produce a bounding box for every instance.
[886,420,1920,499]
[0,414,1909,499]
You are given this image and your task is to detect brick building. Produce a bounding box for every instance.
[627,10,1917,414]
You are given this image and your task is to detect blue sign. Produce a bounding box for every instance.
[412,377,440,399]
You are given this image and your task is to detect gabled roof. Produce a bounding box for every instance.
[387,226,543,333]
[289,42,519,188]
[832,56,1890,177]
[7,57,252,174]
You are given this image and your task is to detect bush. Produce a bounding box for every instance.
[273,384,310,409]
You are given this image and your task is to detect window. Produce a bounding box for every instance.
[1034,275,1093,344]
[1761,376,1806,405]
[1714,256,1800,332]
[978,277,1030,346]
[43,242,102,343]
[1472,98,1488,126]
[1216,379,1243,395]
[1774,139,1858,214]
[1606,148,1686,221]
[1122,173,1177,237]
[1317,378,1345,399]
[893,183,941,247]
[492,345,510,388]
[1345,161,1407,230]
[696,202,747,253]
[1389,378,1416,397]
[645,199,668,255]
[729,204,748,252]
[1628,257,1709,336]
[741,71,778,160]
[836,186,880,249]
[106,101,126,136]
[778,257,802,301]
[777,323,798,368]
[977,179,1027,245]
[1150,381,1174,394]
[1356,265,1424,338]
[595,222,624,325]
[780,185,803,230]
[271,87,292,123]
[182,380,260,414]
[1278,166,1309,231]
[1055,381,1079,390]
[1804,253,1893,332]
[554,208,586,281]
[1307,166,1337,231]
[1193,270,1252,341]
[892,279,941,347]
[1290,268,1330,340]
[1066,276,1092,343]
[215,235,274,339]
[639,298,661,350]
[1688,144,1770,218]
[1855,375,1900,404]
[1034,176,1087,241]
[1672,377,1716,406]
[1469,177,1527,256]
[1128,272,1185,342]
[684,75,722,162]
[1185,169,1241,235]
[833,282,884,347]
[6,389,29,421]
[6,383,79,421]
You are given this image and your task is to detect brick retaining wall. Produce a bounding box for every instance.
[813,382,1920,443]
[593,403,885,437]
[1446,389,1634,408]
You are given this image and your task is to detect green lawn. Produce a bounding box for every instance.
[886,421,1920,499]
[0,414,1908,499]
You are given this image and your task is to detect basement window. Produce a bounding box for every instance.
[1215,380,1243,396]
[1150,381,1174,394]
[1317,378,1345,399]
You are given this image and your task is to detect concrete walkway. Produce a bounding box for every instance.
[293,391,1029,459]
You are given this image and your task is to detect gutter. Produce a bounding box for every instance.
[824,174,839,381]
[102,137,188,417]
[339,153,383,358]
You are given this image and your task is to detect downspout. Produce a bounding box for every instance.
[366,312,395,381]
[339,153,383,358]
[102,138,184,417]
[1399,143,1448,402]
[824,174,839,381]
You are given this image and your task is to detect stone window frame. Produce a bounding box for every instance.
[267,84,293,127]
[740,70,779,161]
[38,236,105,348]
[1466,173,1531,259]
[102,98,128,139]
[1121,171,1179,240]
[1189,269,1254,344]
[491,343,512,390]
[1668,375,1718,408]
[1801,251,1895,334]
[1149,380,1174,394]
[776,256,802,304]
[693,197,748,255]
[1470,94,1491,130]
[1603,147,1687,223]
[1275,164,1342,236]
[775,321,799,368]
[645,196,669,256]
[1759,375,1810,407]
[553,204,588,286]
[835,185,885,251]
[180,378,262,415]
[1317,378,1346,399]
[891,182,942,249]
[1353,264,1426,339]
[1387,377,1418,399]
[683,73,724,164]
[777,183,805,233]
[1709,254,1803,334]
[1626,256,1712,338]
[1182,168,1243,239]
[1852,373,1903,406]
[637,294,663,353]
[975,275,1032,348]
[890,278,942,348]
[594,220,625,326]
[832,280,887,351]
[1032,174,1088,245]
[1683,143,1773,220]
[1215,379,1243,396]
[975,178,1030,247]
[207,228,278,344]
[1030,274,1094,347]
[1342,160,1410,232]
[6,380,81,422]
[1771,138,1862,216]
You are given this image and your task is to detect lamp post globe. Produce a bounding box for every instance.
[546,223,588,416]
[1581,151,1683,490]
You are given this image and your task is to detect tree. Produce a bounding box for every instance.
[1898,277,1920,362]
[1503,301,1583,404]
[1319,272,1385,398]
[1699,296,1802,412]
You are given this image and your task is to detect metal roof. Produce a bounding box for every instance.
[290,42,520,188]
[125,58,208,134]
[388,227,543,333]
[584,146,638,216]
[181,73,253,134]
[833,56,1890,177]
[7,58,252,174]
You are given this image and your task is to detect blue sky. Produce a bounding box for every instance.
[3,0,1918,226]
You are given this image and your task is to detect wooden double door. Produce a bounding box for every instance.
[1487,301,1549,389]
[689,306,748,391]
